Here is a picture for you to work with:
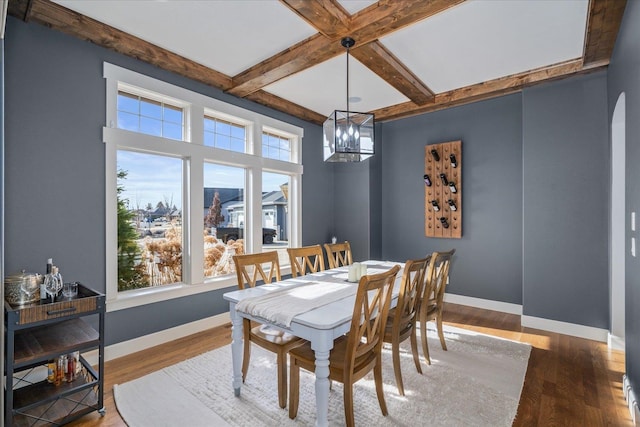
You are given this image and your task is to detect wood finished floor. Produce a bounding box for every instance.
[68,303,632,426]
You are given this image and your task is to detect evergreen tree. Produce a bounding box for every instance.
[117,170,146,290]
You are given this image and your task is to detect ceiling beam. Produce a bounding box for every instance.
[282,0,435,106]
[245,91,326,125]
[373,59,606,122]
[228,0,464,98]
[583,0,627,67]
[279,0,350,39]
[351,41,435,105]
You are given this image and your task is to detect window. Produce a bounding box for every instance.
[204,116,246,152]
[263,171,291,267]
[262,131,291,161]
[104,63,303,311]
[203,164,245,278]
[117,151,183,291]
[117,91,184,140]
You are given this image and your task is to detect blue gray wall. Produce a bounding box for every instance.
[607,0,640,405]
[380,94,524,304]
[522,73,609,327]
[378,73,610,328]
[3,17,331,345]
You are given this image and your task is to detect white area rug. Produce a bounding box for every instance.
[114,325,531,426]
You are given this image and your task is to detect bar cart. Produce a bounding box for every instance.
[4,283,105,426]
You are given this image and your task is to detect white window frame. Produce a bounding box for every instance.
[103,62,303,312]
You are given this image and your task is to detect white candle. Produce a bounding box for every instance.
[359,264,367,279]
[348,264,358,282]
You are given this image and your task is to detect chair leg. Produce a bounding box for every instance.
[436,312,447,351]
[344,378,355,427]
[410,325,423,374]
[276,352,287,409]
[242,326,251,382]
[391,337,405,396]
[374,358,388,416]
[419,315,431,365]
[288,358,299,419]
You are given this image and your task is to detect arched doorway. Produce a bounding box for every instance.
[610,92,626,349]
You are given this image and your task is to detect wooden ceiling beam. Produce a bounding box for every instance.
[228,0,464,98]
[351,41,435,105]
[245,91,327,125]
[583,0,627,66]
[279,0,350,39]
[373,59,606,122]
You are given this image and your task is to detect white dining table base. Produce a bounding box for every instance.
[229,302,335,427]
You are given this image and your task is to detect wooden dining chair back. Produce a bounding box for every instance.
[418,249,455,364]
[288,264,401,427]
[232,251,305,409]
[287,245,325,277]
[323,241,353,269]
[382,255,430,395]
[234,251,281,290]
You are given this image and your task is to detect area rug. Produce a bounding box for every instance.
[114,325,531,426]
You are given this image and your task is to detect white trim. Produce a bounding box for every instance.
[521,315,608,342]
[608,333,625,351]
[84,313,230,364]
[444,292,523,315]
[623,375,639,426]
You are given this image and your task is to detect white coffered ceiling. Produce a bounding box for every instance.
[19,0,622,123]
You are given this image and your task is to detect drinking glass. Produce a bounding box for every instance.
[62,282,78,299]
[44,275,62,303]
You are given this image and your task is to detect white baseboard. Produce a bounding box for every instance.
[444,292,523,315]
[443,292,611,344]
[85,312,230,364]
[624,374,639,426]
[521,315,609,342]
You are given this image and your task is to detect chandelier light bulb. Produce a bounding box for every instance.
[354,130,360,139]
[336,128,342,138]
[348,125,354,136]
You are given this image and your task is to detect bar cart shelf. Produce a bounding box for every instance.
[4,283,105,426]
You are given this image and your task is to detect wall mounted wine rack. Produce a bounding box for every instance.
[424,140,462,239]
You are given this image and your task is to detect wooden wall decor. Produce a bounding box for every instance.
[424,140,462,239]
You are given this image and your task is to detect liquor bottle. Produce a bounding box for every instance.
[448,199,457,211]
[440,217,450,229]
[41,258,53,301]
[431,200,440,212]
[448,181,457,193]
[423,174,432,187]
[430,149,440,161]
[450,153,458,168]
[440,173,448,185]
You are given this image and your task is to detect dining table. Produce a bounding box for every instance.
[223,259,404,427]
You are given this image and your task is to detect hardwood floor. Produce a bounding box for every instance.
[68,303,632,426]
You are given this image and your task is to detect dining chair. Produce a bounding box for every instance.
[287,245,326,277]
[288,264,401,427]
[382,255,430,396]
[232,251,306,409]
[323,241,353,269]
[418,249,456,364]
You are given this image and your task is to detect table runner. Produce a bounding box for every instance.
[235,262,400,328]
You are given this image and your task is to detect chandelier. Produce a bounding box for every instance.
[323,37,375,162]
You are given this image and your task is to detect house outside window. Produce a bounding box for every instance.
[104,63,303,311]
